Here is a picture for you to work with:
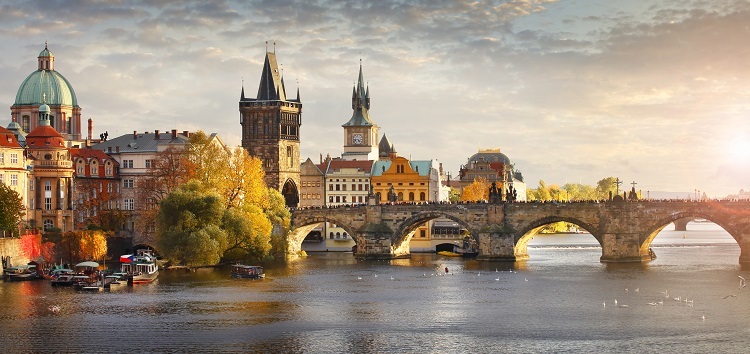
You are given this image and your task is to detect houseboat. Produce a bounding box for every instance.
[231,264,265,279]
[120,250,159,284]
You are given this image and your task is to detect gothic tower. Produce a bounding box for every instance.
[341,60,379,161]
[239,47,302,207]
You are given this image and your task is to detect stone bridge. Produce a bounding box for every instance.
[289,201,750,264]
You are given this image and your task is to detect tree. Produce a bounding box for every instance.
[78,230,109,261]
[155,182,228,266]
[222,206,273,261]
[136,146,193,243]
[461,177,490,202]
[0,183,24,237]
[596,177,618,200]
[265,188,292,255]
[535,180,552,201]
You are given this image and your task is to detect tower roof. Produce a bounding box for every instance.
[342,61,375,127]
[256,52,286,101]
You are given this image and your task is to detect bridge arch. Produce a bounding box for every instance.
[393,211,481,253]
[514,216,602,260]
[288,215,362,253]
[639,211,744,255]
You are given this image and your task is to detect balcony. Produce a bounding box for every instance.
[34,160,73,169]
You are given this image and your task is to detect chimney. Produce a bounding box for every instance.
[183,130,189,137]
[87,118,93,141]
[171,129,177,139]
[133,130,137,139]
[154,130,160,139]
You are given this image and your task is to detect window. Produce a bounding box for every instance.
[43,219,54,231]
[122,160,134,168]
[329,196,333,203]
[329,184,333,191]
[29,179,34,191]
[409,192,414,201]
[10,174,17,186]
[145,159,153,168]
[123,179,134,189]
[107,182,113,193]
[106,166,112,176]
[124,198,135,210]
[90,165,97,175]
[45,197,52,210]
[420,230,426,238]
[29,198,34,209]
[0,154,4,165]
[77,165,84,174]
[21,116,30,132]
[45,180,51,191]
[10,154,17,164]
[420,192,426,201]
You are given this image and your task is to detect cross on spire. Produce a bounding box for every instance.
[614,178,623,195]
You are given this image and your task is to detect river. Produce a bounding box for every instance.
[1,222,749,353]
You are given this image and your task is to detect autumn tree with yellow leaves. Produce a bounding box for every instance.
[461,177,490,202]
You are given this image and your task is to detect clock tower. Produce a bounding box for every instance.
[342,61,379,161]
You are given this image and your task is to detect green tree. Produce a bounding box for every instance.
[265,188,292,255]
[155,182,228,266]
[596,177,619,200]
[0,183,24,237]
[222,206,273,261]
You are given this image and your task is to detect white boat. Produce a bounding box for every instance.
[120,250,159,284]
[3,264,40,281]
[50,269,76,286]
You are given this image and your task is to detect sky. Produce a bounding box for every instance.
[0,0,748,198]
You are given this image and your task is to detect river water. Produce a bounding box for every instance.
[1,222,749,353]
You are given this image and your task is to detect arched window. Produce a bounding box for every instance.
[397,192,403,201]
[43,219,54,231]
[329,232,334,239]
[409,192,414,201]
[420,192,426,201]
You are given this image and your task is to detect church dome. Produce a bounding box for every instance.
[15,70,79,107]
[14,44,79,107]
[468,148,511,165]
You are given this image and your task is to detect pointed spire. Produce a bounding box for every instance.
[296,84,301,103]
[343,59,375,127]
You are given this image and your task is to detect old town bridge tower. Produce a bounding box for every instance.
[239,48,301,207]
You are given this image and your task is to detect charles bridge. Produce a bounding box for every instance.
[289,200,750,264]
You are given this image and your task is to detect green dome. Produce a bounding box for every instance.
[14,69,79,107]
[39,47,52,57]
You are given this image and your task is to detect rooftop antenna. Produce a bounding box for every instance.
[273,39,276,53]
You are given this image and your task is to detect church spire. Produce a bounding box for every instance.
[256,51,286,101]
[343,59,374,127]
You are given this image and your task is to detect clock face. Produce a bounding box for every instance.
[353,133,363,145]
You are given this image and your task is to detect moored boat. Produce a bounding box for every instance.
[50,269,76,286]
[437,251,461,257]
[3,264,41,281]
[231,264,265,279]
[121,250,159,284]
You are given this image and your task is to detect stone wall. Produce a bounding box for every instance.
[0,237,30,267]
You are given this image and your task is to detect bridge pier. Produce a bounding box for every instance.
[476,232,525,261]
[599,233,651,263]
[353,223,409,260]
[673,218,689,231]
[739,237,750,265]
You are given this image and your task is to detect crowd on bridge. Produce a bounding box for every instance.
[289,197,747,211]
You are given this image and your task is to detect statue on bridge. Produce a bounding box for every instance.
[506,185,517,202]
[388,185,398,203]
[489,182,502,204]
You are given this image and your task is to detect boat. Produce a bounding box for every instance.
[104,273,128,289]
[50,268,76,286]
[120,250,159,284]
[3,264,40,281]
[231,264,265,279]
[437,251,462,257]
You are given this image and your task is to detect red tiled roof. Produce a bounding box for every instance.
[26,125,65,149]
[327,159,374,173]
[0,126,21,148]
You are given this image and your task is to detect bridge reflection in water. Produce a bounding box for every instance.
[290,201,750,264]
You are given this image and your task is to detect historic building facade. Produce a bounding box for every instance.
[91,129,194,244]
[11,43,83,143]
[70,146,121,230]
[0,125,30,229]
[25,105,74,232]
[458,148,527,201]
[239,50,302,207]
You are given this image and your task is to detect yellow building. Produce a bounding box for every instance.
[371,155,435,243]
[26,105,75,232]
